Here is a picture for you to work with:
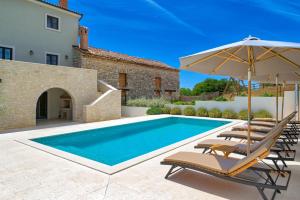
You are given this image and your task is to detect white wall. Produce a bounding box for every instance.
[167,91,298,119]
[47,88,67,120]
[83,81,121,123]
[121,106,149,117]
[195,96,283,118]
[0,0,80,67]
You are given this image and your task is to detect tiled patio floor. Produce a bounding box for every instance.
[0,117,299,200]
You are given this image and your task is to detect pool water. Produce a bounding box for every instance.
[33,117,230,166]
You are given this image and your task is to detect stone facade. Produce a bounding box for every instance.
[74,49,180,102]
[0,60,121,131]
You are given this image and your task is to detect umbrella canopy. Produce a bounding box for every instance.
[239,72,300,84]
[180,36,300,156]
[245,73,300,123]
[181,36,300,77]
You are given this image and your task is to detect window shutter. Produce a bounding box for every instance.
[155,77,161,90]
[119,73,127,88]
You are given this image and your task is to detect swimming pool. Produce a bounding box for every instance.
[32,117,230,167]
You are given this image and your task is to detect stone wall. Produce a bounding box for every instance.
[83,81,121,122]
[0,60,121,131]
[76,54,179,100]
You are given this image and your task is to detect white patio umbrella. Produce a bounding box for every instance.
[245,73,300,124]
[180,36,300,155]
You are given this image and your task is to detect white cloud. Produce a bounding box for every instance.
[144,0,205,35]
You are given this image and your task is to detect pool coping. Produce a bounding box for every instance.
[16,115,242,174]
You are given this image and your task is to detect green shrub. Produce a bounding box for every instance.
[173,101,195,105]
[222,109,237,119]
[183,106,196,116]
[208,108,222,118]
[261,92,274,97]
[254,110,272,118]
[197,107,209,117]
[146,107,163,115]
[127,97,169,108]
[238,109,253,120]
[170,107,182,115]
[161,107,171,114]
[215,96,227,101]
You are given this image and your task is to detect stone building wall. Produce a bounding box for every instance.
[0,60,121,131]
[77,54,180,100]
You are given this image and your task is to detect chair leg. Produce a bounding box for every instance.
[257,187,269,200]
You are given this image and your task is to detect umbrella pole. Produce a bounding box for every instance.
[281,83,285,120]
[297,83,300,121]
[247,68,252,156]
[276,74,279,125]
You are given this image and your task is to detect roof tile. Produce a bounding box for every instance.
[76,47,179,72]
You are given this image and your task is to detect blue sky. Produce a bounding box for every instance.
[51,0,300,88]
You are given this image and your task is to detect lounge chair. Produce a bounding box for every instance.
[195,126,295,170]
[161,139,291,200]
[235,112,298,133]
[252,112,299,132]
[252,112,297,122]
[232,124,274,133]
[218,113,298,144]
[251,121,277,127]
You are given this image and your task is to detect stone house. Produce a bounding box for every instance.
[0,0,81,66]
[74,46,179,104]
[0,0,179,131]
[0,0,121,131]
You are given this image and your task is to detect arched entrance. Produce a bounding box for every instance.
[36,88,73,125]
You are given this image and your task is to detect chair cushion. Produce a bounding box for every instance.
[163,152,240,174]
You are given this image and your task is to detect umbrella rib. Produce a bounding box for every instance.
[261,47,300,69]
[256,48,291,62]
[215,55,244,63]
[183,49,228,68]
[255,47,274,60]
[212,46,245,73]
[222,49,248,63]
[294,71,300,77]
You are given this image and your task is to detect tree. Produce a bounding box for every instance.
[192,78,229,95]
[180,88,193,96]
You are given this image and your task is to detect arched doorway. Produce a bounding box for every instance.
[36,88,73,124]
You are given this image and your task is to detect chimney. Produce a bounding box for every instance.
[59,0,68,9]
[79,26,89,50]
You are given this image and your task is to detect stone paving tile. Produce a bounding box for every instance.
[1,122,300,200]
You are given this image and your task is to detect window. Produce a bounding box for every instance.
[119,73,127,88]
[0,46,13,60]
[155,77,161,90]
[46,14,60,30]
[46,53,59,65]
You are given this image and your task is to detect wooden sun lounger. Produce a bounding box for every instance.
[195,126,295,171]
[251,121,276,127]
[161,140,291,200]
[232,125,273,133]
[219,113,298,144]
[252,112,297,123]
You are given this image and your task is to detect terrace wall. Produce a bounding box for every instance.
[0,60,121,131]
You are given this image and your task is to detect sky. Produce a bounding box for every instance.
[50,0,300,88]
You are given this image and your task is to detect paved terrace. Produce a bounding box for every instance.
[0,117,299,200]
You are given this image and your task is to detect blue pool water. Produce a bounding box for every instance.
[33,117,230,166]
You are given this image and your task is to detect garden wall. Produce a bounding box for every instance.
[121,106,149,117]
[168,91,298,119]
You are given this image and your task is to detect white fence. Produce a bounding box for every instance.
[122,91,299,119]
[122,106,149,117]
[168,91,299,118]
